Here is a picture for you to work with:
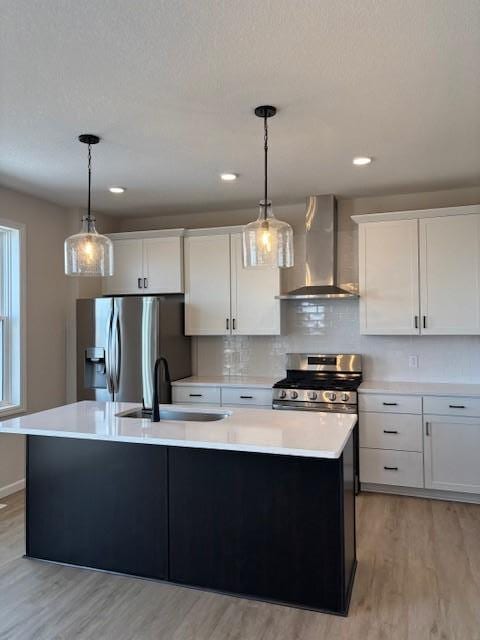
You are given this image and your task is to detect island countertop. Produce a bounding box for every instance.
[0,401,357,459]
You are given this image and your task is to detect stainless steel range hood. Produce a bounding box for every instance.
[277,195,358,300]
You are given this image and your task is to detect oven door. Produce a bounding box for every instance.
[272,400,357,413]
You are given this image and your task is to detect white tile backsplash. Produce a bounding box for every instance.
[196,300,480,383]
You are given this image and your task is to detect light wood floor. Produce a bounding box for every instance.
[0,491,479,640]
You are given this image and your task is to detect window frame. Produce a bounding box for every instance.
[0,218,26,417]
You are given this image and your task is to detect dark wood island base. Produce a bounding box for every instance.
[26,433,356,615]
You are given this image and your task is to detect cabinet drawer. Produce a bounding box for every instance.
[422,396,480,418]
[359,412,422,452]
[359,393,422,414]
[172,386,221,405]
[221,387,272,407]
[360,449,424,488]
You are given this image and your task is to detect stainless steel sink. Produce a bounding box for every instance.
[116,408,229,422]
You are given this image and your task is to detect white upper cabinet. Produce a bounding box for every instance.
[143,236,183,295]
[354,206,480,335]
[184,234,231,335]
[184,230,281,336]
[104,239,144,295]
[420,214,480,334]
[231,234,280,335]
[102,231,184,296]
[358,219,420,334]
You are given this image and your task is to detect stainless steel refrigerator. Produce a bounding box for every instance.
[77,296,191,406]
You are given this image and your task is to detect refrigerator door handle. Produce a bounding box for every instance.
[105,309,114,394]
[113,306,122,393]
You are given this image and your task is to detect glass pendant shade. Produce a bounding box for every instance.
[243,201,294,268]
[65,217,113,276]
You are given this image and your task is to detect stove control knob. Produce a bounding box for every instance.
[341,393,350,402]
[290,391,299,400]
[278,390,287,399]
[327,392,337,402]
[307,391,318,400]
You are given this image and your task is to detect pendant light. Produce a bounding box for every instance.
[64,134,113,277]
[242,106,294,268]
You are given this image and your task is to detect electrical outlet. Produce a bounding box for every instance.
[408,355,418,369]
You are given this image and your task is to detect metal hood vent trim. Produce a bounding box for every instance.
[277,195,358,300]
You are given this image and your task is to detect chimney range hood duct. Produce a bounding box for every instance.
[277,195,358,300]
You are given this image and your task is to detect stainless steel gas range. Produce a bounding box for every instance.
[272,353,363,491]
[272,353,362,413]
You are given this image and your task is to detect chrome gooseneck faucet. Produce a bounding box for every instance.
[151,357,171,422]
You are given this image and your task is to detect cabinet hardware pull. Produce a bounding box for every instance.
[449,404,465,409]
[144,277,148,288]
[189,393,203,397]
[383,430,398,434]
[414,315,419,329]
[226,318,229,331]
[232,318,236,330]
[384,466,398,471]
[240,395,253,399]
[382,402,398,406]
[423,315,427,329]
[138,277,143,289]
[425,421,430,436]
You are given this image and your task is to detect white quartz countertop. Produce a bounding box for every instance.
[0,401,357,459]
[360,380,480,397]
[171,376,277,389]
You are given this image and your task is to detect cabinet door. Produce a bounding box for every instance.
[102,239,143,295]
[424,415,480,493]
[184,235,231,335]
[420,214,480,334]
[359,220,420,334]
[168,445,352,614]
[27,437,168,579]
[143,236,183,294]
[231,234,280,335]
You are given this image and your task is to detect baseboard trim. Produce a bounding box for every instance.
[361,483,480,505]
[0,478,25,499]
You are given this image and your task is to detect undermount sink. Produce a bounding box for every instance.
[116,408,229,422]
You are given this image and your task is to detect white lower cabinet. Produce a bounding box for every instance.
[172,385,272,409]
[360,449,424,488]
[424,414,480,494]
[172,386,221,405]
[359,412,423,452]
[221,387,272,407]
[360,391,480,499]
[359,392,424,489]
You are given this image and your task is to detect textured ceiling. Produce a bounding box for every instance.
[1,0,480,216]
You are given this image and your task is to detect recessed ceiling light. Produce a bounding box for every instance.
[220,173,238,181]
[352,156,372,166]
[109,186,126,194]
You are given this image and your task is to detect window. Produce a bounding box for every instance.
[0,220,25,415]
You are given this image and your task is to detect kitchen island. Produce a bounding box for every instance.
[0,401,358,615]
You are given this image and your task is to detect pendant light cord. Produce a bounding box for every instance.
[87,143,92,227]
[263,116,268,219]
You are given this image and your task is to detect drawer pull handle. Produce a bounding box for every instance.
[425,421,430,436]
[189,393,203,397]
[138,277,143,289]
[240,395,253,399]
[382,402,398,406]
[384,466,399,471]
[383,430,398,434]
[449,404,465,409]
